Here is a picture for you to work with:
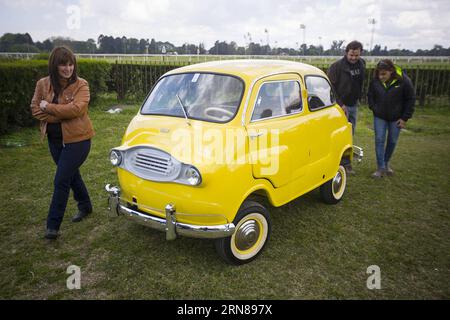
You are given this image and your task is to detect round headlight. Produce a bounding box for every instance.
[186,166,201,186]
[110,150,122,166]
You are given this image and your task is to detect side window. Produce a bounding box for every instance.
[251,81,302,121]
[305,76,335,110]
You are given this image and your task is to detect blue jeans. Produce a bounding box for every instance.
[47,139,92,230]
[373,117,401,170]
[346,105,358,136]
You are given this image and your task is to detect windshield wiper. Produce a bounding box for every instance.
[176,94,191,126]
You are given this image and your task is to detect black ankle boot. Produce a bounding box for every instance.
[45,228,59,240]
[72,209,92,222]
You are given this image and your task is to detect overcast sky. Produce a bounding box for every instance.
[1,0,449,51]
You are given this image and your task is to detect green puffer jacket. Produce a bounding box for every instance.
[367,66,415,122]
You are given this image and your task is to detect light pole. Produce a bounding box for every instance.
[368,18,377,54]
[318,36,323,55]
[243,34,248,55]
[300,24,306,55]
[122,38,127,54]
[264,28,269,47]
[245,32,252,55]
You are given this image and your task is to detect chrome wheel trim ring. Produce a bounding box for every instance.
[231,213,268,260]
[332,166,346,199]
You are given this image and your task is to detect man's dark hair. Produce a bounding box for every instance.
[345,41,363,53]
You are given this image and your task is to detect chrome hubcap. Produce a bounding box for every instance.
[235,219,260,251]
[333,171,343,195]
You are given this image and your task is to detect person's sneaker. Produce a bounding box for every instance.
[72,210,92,223]
[385,166,394,176]
[344,164,355,175]
[371,169,385,178]
[45,229,59,240]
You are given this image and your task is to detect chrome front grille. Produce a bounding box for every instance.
[134,152,171,175]
[124,147,181,182]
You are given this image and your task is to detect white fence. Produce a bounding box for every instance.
[1,52,450,64]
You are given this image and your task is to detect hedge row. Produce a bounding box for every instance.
[0,59,111,134]
[109,61,185,100]
[110,61,450,106]
[1,59,449,134]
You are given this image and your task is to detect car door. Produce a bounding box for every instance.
[304,75,341,182]
[245,73,310,188]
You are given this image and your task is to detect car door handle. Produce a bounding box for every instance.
[248,132,265,139]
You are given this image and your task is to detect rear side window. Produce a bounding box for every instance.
[251,81,302,121]
[305,76,335,110]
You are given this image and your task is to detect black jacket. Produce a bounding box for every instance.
[367,69,415,122]
[327,56,366,106]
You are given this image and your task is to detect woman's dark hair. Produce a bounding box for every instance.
[48,46,78,95]
[345,40,363,53]
[374,59,400,80]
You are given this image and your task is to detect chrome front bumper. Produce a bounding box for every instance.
[353,145,364,162]
[105,184,235,240]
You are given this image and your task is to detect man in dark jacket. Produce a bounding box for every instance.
[367,59,415,178]
[327,40,366,174]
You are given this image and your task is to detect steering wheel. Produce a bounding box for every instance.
[204,107,234,121]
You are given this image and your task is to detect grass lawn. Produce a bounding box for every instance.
[0,96,449,299]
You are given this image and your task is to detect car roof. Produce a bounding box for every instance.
[164,59,326,80]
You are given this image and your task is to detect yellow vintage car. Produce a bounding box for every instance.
[106,60,363,265]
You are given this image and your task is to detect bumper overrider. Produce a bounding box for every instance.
[105,184,236,240]
[353,145,364,162]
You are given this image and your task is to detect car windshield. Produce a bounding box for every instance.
[141,73,244,123]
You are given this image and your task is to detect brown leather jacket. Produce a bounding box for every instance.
[30,76,95,144]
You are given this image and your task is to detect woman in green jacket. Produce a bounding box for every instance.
[367,59,415,178]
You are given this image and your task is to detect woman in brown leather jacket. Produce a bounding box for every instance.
[30,46,95,239]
